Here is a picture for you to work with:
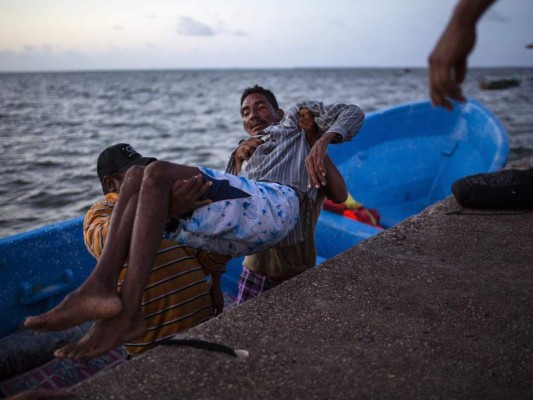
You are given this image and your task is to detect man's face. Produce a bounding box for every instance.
[103,171,126,194]
[241,93,280,135]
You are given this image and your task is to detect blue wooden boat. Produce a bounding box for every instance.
[0,99,509,343]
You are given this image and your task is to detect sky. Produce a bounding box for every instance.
[0,0,532,72]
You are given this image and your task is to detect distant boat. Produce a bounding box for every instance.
[479,78,521,90]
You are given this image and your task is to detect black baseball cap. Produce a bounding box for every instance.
[97,143,156,183]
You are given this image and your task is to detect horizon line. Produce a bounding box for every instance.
[1,65,532,74]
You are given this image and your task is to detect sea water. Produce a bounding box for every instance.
[1,68,532,238]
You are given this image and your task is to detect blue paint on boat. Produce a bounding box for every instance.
[0,99,509,339]
[315,98,509,260]
[0,217,92,338]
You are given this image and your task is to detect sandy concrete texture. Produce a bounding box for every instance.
[72,196,533,400]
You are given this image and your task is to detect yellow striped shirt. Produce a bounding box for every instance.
[83,193,229,355]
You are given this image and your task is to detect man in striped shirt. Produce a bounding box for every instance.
[82,144,230,356]
[25,94,364,359]
[228,85,364,302]
[46,144,230,357]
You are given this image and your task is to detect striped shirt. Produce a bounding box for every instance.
[83,193,229,355]
[226,100,364,246]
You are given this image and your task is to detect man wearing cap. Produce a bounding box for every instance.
[30,143,230,357]
[96,143,156,192]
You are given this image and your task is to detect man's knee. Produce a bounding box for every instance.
[143,161,176,188]
[122,165,145,191]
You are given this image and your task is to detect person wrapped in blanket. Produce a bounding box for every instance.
[81,144,229,356]
[25,91,364,360]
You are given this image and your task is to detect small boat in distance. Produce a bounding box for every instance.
[479,77,521,90]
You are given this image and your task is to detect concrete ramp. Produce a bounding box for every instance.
[72,196,533,399]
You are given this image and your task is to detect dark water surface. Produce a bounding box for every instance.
[1,68,532,238]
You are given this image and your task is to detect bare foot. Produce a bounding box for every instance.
[55,311,146,360]
[24,285,122,332]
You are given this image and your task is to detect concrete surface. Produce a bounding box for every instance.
[71,194,533,399]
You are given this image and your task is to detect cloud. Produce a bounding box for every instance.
[112,25,123,31]
[177,16,215,36]
[212,20,247,37]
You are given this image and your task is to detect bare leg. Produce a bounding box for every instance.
[124,163,201,305]
[25,166,147,331]
[55,312,146,360]
[57,161,201,358]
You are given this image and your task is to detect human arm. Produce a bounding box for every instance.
[196,253,231,315]
[290,100,364,188]
[317,155,348,203]
[288,100,365,143]
[305,131,347,191]
[226,135,263,175]
[233,137,263,175]
[428,0,497,110]
[195,250,230,316]
[83,176,213,259]
[299,109,347,202]
[209,271,224,316]
[168,175,213,219]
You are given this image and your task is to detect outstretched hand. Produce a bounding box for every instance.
[168,175,212,218]
[234,138,262,174]
[305,131,338,189]
[300,108,326,188]
[428,19,474,110]
[299,108,320,143]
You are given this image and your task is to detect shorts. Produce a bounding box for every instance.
[237,267,285,304]
[164,167,299,257]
